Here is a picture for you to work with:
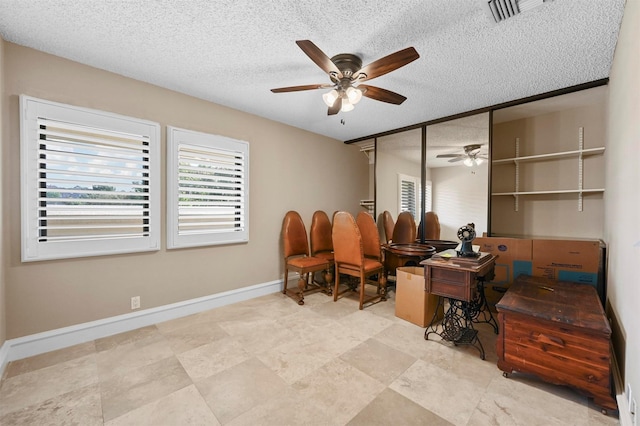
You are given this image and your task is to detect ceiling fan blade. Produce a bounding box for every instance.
[296,40,343,79]
[328,97,341,115]
[355,47,419,82]
[359,84,407,105]
[271,84,332,93]
[448,157,464,163]
[436,153,463,158]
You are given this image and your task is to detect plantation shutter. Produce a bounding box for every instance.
[21,95,161,261]
[167,127,249,248]
[36,118,152,242]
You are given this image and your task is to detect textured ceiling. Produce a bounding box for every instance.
[0,0,625,142]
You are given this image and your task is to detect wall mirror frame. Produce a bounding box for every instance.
[346,78,609,242]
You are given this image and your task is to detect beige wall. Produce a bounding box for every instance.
[431,164,488,241]
[607,0,640,407]
[1,42,369,338]
[491,103,606,239]
[375,149,421,218]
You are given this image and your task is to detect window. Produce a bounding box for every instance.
[20,95,161,261]
[398,174,432,219]
[167,126,249,249]
[398,173,420,218]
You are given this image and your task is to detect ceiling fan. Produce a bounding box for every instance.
[271,40,420,115]
[436,144,488,166]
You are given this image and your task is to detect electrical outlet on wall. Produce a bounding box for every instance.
[131,296,140,310]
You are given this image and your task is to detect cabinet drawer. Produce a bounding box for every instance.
[429,279,467,300]
[501,314,611,393]
[426,267,474,300]
[504,314,610,359]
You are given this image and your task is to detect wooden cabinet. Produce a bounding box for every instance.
[496,275,616,411]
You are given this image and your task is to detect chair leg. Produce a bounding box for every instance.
[283,266,289,294]
[379,272,387,301]
[359,272,366,310]
[333,270,341,302]
[296,272,307,306]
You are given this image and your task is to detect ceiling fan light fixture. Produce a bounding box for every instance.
[340,98,355,112]
[475,157,484,166]
[345,86,363,104]
[464,157,475,167]
[322,89,339,107]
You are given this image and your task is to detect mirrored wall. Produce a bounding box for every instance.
[355,82,608,243]
[372,112,489,242]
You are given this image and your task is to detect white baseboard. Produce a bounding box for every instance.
[612,346,634,426]
[0,279,282,377]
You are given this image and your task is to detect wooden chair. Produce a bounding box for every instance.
[357,211,383,262]
[282,210,331,305]
[381,210,395,243]
[418,211,441,240]
[332,211,386,310]
[392,211,417,244]
[310,210,334,286]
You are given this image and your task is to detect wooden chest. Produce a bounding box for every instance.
[495,275,616,411]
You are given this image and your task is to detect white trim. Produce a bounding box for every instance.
[613,350,634,425]
[0,279,282,376]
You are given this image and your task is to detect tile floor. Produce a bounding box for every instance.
[0,288,620,425]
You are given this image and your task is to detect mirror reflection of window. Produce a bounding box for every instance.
[376,129,422,222]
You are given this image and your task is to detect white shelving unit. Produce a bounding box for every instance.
[491,127,605,211]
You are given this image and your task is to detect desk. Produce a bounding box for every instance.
[420,253,498,359]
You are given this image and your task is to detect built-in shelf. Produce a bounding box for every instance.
[492,147,605,165]
[359,199,374,215]
[490,128,605,212]
[492,189,605,196]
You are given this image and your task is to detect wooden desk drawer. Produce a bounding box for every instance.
[430,267,466,283]
[426,267,473,300]
[429,279,467,300]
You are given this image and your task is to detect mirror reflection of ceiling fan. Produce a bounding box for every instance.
[436,144,488,167]
[271,40,420,115]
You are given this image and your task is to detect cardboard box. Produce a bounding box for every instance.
[474,237,533,307]
[532,239,606,305]
[395,266,443,327]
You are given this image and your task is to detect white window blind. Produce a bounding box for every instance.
[424,180,433,212]
[20,95,160,261]
[398,173,420,219]
[167,126,249,249]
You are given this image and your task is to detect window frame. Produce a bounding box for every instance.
[166,126,249,249]
[20,95,161,262]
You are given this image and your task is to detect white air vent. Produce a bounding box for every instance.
[486,0,552,23]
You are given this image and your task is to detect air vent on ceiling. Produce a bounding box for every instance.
[486,0,553,23]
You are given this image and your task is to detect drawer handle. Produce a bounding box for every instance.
[538,333,565,348]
